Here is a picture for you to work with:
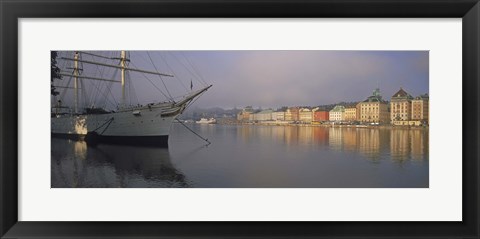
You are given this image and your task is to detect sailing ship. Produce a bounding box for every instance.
[51,51,212,146]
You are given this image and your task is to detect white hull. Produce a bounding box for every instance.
[51,103,180,137]
[51,85,212,141]
[196,118,216,124]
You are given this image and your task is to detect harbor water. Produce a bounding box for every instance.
[51,123,429,188]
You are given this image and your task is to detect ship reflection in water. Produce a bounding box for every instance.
[51,138,188,188]
[51,124,428,188]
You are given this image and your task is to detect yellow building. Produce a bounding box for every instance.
[275,111,286,121]
[299,108,313,123]
[237,106,254,121]
[344,105,358,122]
[411,94,429,125]
[357,88,389,124]
[390,88,413,124]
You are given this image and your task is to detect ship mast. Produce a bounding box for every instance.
[74,52,79,114]
[59,51,176,110]
[121,50,126,108]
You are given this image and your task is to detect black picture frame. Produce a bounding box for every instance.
[1,0,479,238]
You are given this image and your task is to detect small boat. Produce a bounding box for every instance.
[196,118,216,124]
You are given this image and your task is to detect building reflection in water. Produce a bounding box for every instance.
[51,138,188,188]
[390,129,429,161]
[234,125,428,163]
[358,129,381,161]
[328,127,343,151]
[52,125,428,188]
[390,129,410,161]
[236,125,331,149]
[342,128,358,152]
[409,129,429,161]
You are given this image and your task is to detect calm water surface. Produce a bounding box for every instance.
[51,124,429,188]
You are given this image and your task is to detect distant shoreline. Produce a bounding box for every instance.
[187,121,429,130]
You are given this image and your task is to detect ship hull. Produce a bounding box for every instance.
[51,132,169,147]
[51,103,180,146]
[83,133,169,147]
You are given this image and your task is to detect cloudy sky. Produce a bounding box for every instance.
[56,51,428,109]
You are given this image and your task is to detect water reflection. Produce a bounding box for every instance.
[52,125,428,188]
[233,125,428,163]
[357,129,382,161]
[51,138,188,188]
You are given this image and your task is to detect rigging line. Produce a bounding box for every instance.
[84,54,94,106]
[90,117,114,133]
[146,52,173,100]
[79,53,84,75]
[157,52,188,91]
[169,52,206,87]
[104,70,119,108]
[98,68,118,109]
[55,52,70,95]
[103,81,115,109]
[89,75,117,109]
[175,118,211,146]
[95,54,116,106]
[59,51,69,70]
[127,71,139,105]
[168,52,199,82]
[59,75,73,103]
[90,74,110,108]
[90,53,110,106]
[181,52,208,86]
[185,90,207,111]
[78,51,118,61]
[96,69,108,107]
[61,56,174,77]
[99,118,115,135]
[128,71,133,106]
[101,57,120,107]
[79,78,88,109]
[78,54,91,108]
[130,62,171,101]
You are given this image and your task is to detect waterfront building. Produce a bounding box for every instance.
[299,108,313,123]
[357,88,389,123]
[237,106,254,122]
[411,94,429,125]
[390,88,413,124]
[285,110,292,121]
[285,107,300,122]
[313,110,329,122]
[329,105,345,122]
[344,105,358,122]
[275,111,286,121]
[251,109,274,121]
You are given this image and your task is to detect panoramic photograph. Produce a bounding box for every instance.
[51,50,429,188]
